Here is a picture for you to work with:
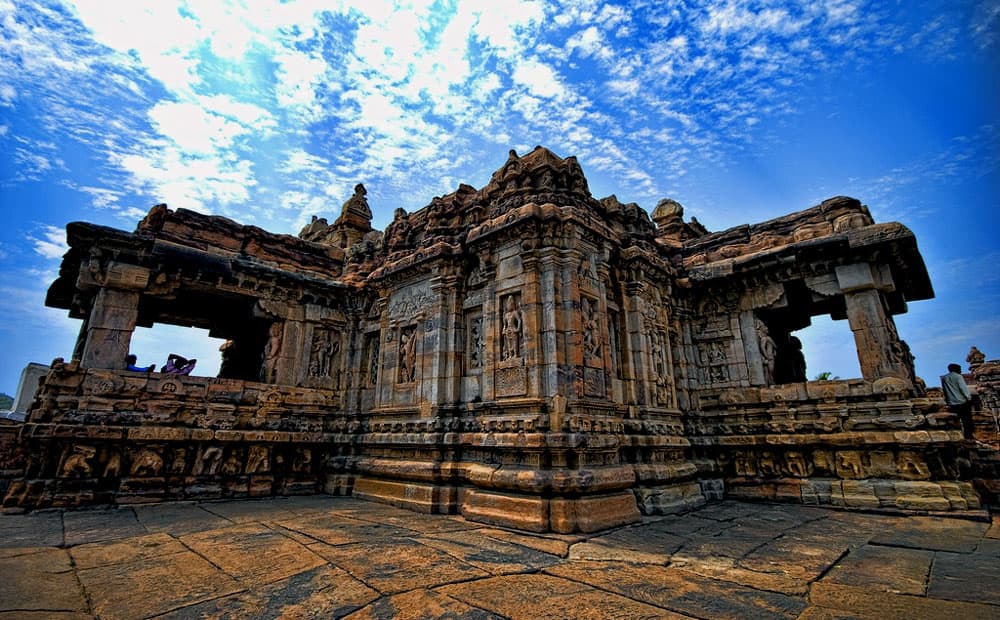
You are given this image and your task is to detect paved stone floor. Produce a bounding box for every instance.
[0,497,997,619]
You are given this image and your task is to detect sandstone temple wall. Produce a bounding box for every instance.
[2,147,982,531]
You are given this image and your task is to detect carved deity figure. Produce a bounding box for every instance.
[368,337,380,387]
[582,298,600,362]
[501,295,523,361]
[469,316,484,369]
[755,319,777,384]
[384,208,412,252]
[398,329,417,383]
[262,322,283,383]
[309,330,340,378]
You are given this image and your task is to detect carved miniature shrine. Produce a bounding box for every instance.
[3,147,980,531]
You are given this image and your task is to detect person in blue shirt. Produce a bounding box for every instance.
[125,354,155,373]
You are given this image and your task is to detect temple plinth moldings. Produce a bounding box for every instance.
[4,146,979,531]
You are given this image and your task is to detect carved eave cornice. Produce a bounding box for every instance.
[46,222,153,309]
[682,196,872,263]
[466,202,617,247]
[47,221,353,317]
[366,240,465,284]
[138,206,346,280]
[618,244,676,280]
[682,220,933,301]
[843,222,933,301]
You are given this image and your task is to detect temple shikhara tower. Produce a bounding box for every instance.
[3,147,980,531]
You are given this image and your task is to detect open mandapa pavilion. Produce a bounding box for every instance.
[2,146,983,533]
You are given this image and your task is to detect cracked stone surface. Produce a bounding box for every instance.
[0,497,996,619]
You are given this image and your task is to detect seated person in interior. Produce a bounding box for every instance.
[125,354,155,372]
[163,353,197,375]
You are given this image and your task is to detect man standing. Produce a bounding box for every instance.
[941,363,975,439]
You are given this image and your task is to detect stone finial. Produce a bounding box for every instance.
[340,183,372,221]
[651,198,684,228]
[967,345,985,370]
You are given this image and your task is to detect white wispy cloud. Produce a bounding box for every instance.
[28,225,67,259]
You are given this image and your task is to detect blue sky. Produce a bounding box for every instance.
[1,0,997,395]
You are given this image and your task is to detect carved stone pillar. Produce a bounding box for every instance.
[428,270,462,408]
[622,277,648,406]
[836,263,907,382]
[535,247,564,400]
[78,262,149,370]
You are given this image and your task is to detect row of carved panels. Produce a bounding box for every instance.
[689,429,964,448]
[21,423,356,444]
[724,478,980,511]
[694,377,925,407]
[25,441,328,481]
[713,447,959,480]
[45,367,341,406]
[686,410,957,437]
[3,477,322,509]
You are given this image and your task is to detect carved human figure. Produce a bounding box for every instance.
[368,337,380,387]
[384,208,412,252]
[469,316,484,369]
[262,322,283,383]
[398,328,416,383]
[501,296,523,361]
[756,319,777,383]
[194,446,223,475]
[221,451,242,475]
[293,448,312,473]
[169,447,187,474]
[310,330,340,378]
[582,298,600,362]
[246,445,270,474]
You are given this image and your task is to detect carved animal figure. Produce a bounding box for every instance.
[61,445,96,478]
[131,448,164,477]
[103,450,122,478]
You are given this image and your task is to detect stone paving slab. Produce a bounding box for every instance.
[63,507,148,546]
[0,497,996,619]
[76,548,244,619]
[157,565,379,619]
[546,560,807,619]
[0,510,63,547]
[307,537,492,594]
[868,514,989,552]
[180,523,327,587]
[438,573,686,619]
[928,546,1000,606]
[132,502,232,535]
[0,547,87,614]
[343,588,504,620]
[822,543,933,594]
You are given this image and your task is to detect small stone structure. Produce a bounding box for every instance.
[2,147,980,530]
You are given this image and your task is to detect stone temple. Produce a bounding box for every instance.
[2,147,981,532]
